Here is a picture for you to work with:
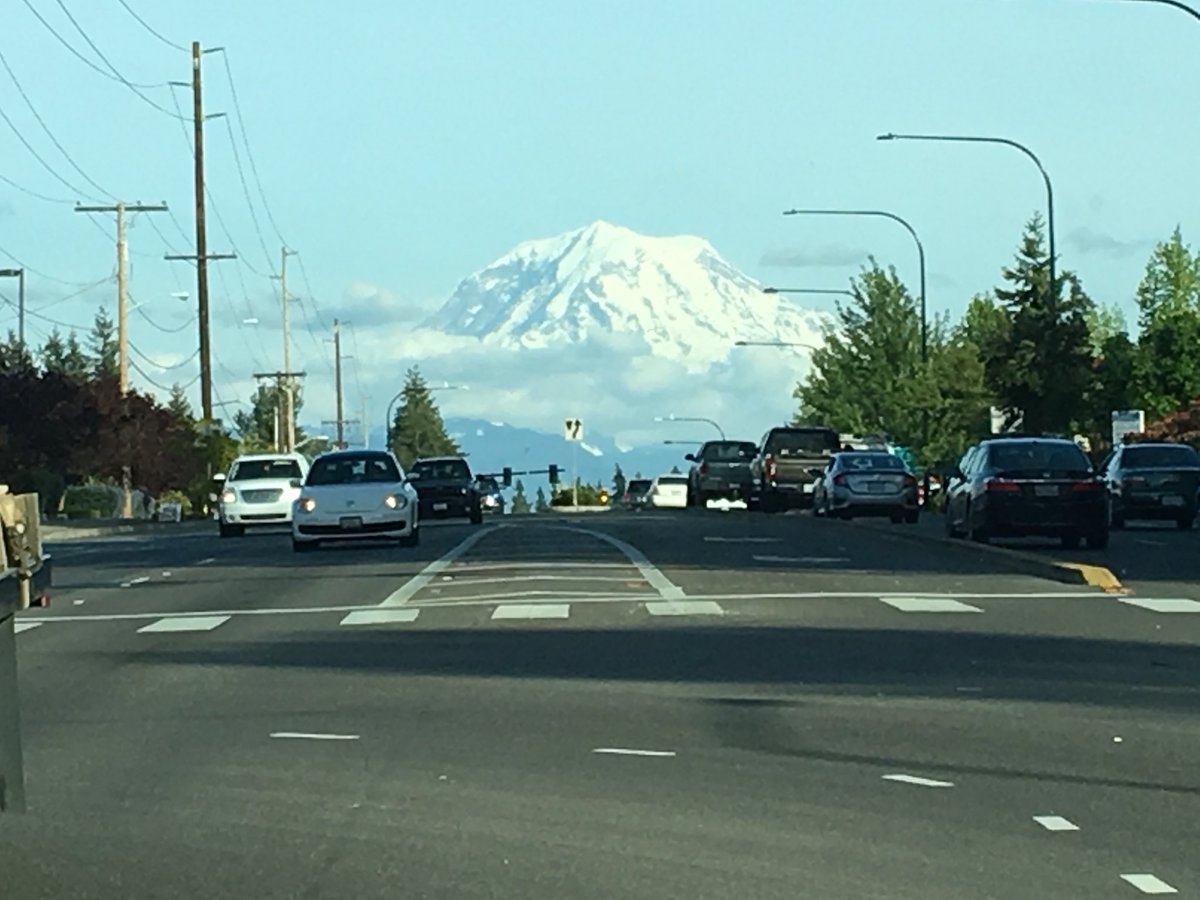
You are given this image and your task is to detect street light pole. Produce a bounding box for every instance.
[655,414,726,440]
[877,133,1055,317]
[782,208,927,363]
[763,287,854,300]
[0,269,24,346]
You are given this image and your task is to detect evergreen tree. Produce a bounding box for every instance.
[168,383,194,421]
[612,464,627,499]
[1132,227,1200,419]
[988,215,1095,435]
[510,479,531,514]
[388,366,460,468]
[233,383,304,451]
[534,486,549,513]
[669,464,681,474]
[40,328,68,374]
[88,308,119,377]
[0,330,36,375]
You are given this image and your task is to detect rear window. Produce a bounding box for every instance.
[701,441,759,462]
[988,442,1090,475]
[1122,445,1200,469]
[840,453,905,471]
[657,476,688,485]
[307,454,401,486]
[627,480,652,493]
[411,459,472,481]
[230,458,303,481]
[477,476,500,491]
[767,428,840,456]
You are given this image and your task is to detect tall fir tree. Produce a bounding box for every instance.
[0,330,36,375]
[611,463,627,498]
[168,383,194,422]
[534,486,549,513]
[510,479,531,514]
[88,308,119,377]
[233,383,304,451]
[388,366,460,468]
[1133,227,1200,419]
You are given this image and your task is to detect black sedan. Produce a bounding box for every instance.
[1101,442,1200,529]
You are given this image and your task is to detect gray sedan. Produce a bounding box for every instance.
[813,452,920,523]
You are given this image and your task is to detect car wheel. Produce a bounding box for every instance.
[905,509,920,525]
[470,509,483,525]
[1086,528,1109,549]
[966,505,989,543]
[944,506,960,538]
[889,512,904,524]
[1109,502,1125,529]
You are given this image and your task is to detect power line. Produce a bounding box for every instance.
[0,173,76,205]
[32,276,114,311]
[129,341,199,370]
[133,303,195,334]
[0,241,108,287]
[219,115,275,272]
[1,294,90,331]
[0,103,95,200]
[0,44,116,201]
[19,0,166,90]
[114,0,189,53]
[130,356,198,391]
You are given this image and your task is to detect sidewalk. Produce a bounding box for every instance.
[40,518,215,542]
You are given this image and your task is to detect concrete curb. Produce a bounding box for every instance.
[828,514,1127,593]
[41,519,215,542]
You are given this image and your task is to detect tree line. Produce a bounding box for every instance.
[794,217,1200,467]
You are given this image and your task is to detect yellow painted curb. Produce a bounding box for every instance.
[1057,563,1126,594]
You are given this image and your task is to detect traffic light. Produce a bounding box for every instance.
[548,464,560,485]
[502,466,513,487]
[599,489,610,506]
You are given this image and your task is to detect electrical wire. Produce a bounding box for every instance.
[0,173,76,205]
[130,357,198,391]
[20,0,167,90]
[0,294,90,331]
[0,103,96,200]
[31,276,114,311]
[219,116,274,272]
[129,341,199,370]
[114,0,189,53]
[0,241,108,287]
[134,303,195,334]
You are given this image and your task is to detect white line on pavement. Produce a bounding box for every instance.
[491,604,570,620]
[645,601,725,617]
[119,576,151,588]
[704,536,781,543]
[14,622,42,634]
[753,555,850,564]
[882,774,955,788]
[593,748,676,758]
[447,561,635,572]
[378,525,501,607]
[1119,874,1178,894]
[270,732,360,741]
[340,609,420,626]
[137,615,230,633]
[560,526,685,600]
[881,597,983,613]
[1119,598,1200,613]
[1134,539,1167,547]
[433,574,647,587]
[1032,815,1079,832]
[196,558,216,565]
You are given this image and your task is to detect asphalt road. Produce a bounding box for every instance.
[2,510,1197,898]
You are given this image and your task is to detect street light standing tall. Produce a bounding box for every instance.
[0,268,24,346]
[654,414,726,440]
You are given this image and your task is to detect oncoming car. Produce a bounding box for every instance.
[291,450,419,552]
[218,453,309,538]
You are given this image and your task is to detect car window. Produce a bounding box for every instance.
[956,448,976,477]
[1121,445,1200,469]
[477,476,500,492]
[411,459,472,481]
[307,454,401,485]
[701,441,758,461]
[988,442,1091,476]
[839,453,906,471]
[627,480,652,493]
[657,476,688,485]
[767,429,840,456]
[230,458,303,481]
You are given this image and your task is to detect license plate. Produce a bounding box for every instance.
[1162,496,1185,507]
[803,483,816,493]
[433,502,448,511]
[1034,485,1059,498]
[866,482,889,493]
[339,516,363,530]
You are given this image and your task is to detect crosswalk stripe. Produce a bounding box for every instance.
[137,615,230,633]
[491,604,570,620]
[14,622,42,634]
[881,597,983,613]
[645,601,725,617]
[1119,598,1200,613]
[340,609,420,626]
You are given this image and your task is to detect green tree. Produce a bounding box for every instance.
[388,366,460,468]
[168,383,194,421]
[1085,301,1128,357]
[0,330,36,375]
[987,215,1095,435]
[534,486,549,512]
[233,383,305,452]
[510,479,531,514]
[1132,227,1200,420]
[88,308,118,377]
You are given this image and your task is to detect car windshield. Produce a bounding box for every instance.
[989,442,1091,476]
[768,429,840,456]
[627,480,652,494]
[411,459,472,481]
[307,454,401,485]
[702,441,758,461]
[1123,445,1200,469]
[840,453,905,471]
[229,459,303,481]
[477,476,500,492]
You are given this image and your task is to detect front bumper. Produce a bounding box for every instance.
[293,512,415,541]
[419,498,477,519]
[221,499,296,526]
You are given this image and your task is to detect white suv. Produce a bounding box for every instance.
[218,453,310,537]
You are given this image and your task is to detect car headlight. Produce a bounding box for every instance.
[221,489,237,504]
[385,494,408,510]
[298,497,316,513]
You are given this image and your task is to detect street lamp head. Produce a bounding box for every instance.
[734,340,749,346]
[761,287,779,294]
[876,133,897,141]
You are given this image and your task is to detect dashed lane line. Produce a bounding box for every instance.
[270,732,360,741]
[1032,815,1079,832]
[136,615,230,634]
[880,597,984,613]
[1120,598,1200,613]
[645,601,725,617]
[491,604,571,620]
[881,774,954,788]
[340,609,420,626]
[593,748,676,758]
[1119,874,1178,895]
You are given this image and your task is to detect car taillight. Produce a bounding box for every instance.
[833,473,847,486]
[699,463,708,476]
[765,455,776,480]
[1071,481,1103,492]
[985,479,1021,493]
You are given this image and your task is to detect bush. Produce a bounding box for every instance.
[62,484,119,519]
[550,483,606,507]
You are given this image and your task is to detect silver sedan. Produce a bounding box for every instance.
[813,452,920,523]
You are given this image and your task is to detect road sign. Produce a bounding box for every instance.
[563,417,584,442]
[1111,409,1145,447]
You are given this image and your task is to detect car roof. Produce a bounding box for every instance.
[414,455,467,463]
[981,437,1079,447]
[313,449,396,460]
[1121,441,1193,449]
[232,452,307,462]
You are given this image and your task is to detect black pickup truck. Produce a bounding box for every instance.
[685,440,759,505]
[408,456,483,524]
[749,426,841,511]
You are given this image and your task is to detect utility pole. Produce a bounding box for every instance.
[0,268,23,346]
[278,246,298,452]
[333,319,344,449]
[75,201,168,518]
[255,370,307,453]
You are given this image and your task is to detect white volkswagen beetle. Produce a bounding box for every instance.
[291,449,419,552]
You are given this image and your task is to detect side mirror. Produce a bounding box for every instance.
[808,467,825,479]
[289,479,302,488]
[213,472,227,483]
[684,453,696,462]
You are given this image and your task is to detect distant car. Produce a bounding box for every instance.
[649,474,689,509]
[622,479,653,509]
[943,437,1108,548]
[813,451,919,523]
[685,440,758,506]
[291,450,419,551]
[749,426,841,511]
[476,475,506,515]
[1100,442,1200,529]
[408,456,483,524]
[217,453,309,538]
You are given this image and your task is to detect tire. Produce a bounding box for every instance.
[966,505,989,544]
[292,538,316,553]
[1177,514,1194,531]
[944,506,961,539]
[1086,528,1109,549]
[469,506,483,525]
[889,512,904,524]
[1061,533,1082,550]
[219,522,244,538]
[1109,502,1125,529]
[905,509,920,525]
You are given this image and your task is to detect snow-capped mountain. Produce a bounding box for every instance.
[422,220,828,369]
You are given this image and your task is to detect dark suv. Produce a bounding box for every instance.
[685,440,758,506]
[408,456,483,524]
[749,426,841,511]
[1100,442,1200,529]
[943,437,1108,548]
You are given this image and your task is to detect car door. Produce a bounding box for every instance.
[946,447,977,529]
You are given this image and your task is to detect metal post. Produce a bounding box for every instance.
[192,41,213,422]
[16,269,23,347]
[333,319,344,449]
[280,247,296,452]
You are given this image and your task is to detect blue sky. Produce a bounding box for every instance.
[2,0,1198,439]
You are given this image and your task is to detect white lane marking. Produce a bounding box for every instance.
[137,615,230,633]
[433,575,646,588]
[378,526,500,607]
[753,555,850,564]
[560,526,685,600]
[1033,815,1079,832]
[645,600,725,617]
[340,609,420,626]
[450,562,634,572]
[704,536,780,544]
[14,622,42,634]
[119,575,152,588]
[882,774,954,788]
[491,604,570,620]
[1134,539,1166,547]
[162,571,172,578]
[197,558,216,565]
[270,732,360,741]
[1120,874,1178,894]
[881,597,983,613]
[1120,598,1200,613]
[593,747,676,758]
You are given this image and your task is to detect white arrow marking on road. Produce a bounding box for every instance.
[1033,815,1079,832]
[882,774,954,788]
[593,748,676,758]
[1120,874,1178,894]
[270,732,360,741]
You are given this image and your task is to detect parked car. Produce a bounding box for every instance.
[1100,442,1200,529]
[813,451,919,523]
[685,440,758,506]
[622,478,653,510]
[217,453,309,538]
[291,450,418,551]
[943,437,1108,548]
[476,475,506,515]
[648,474,689,509]
[408,456,483,524]
[749,426,841,511]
